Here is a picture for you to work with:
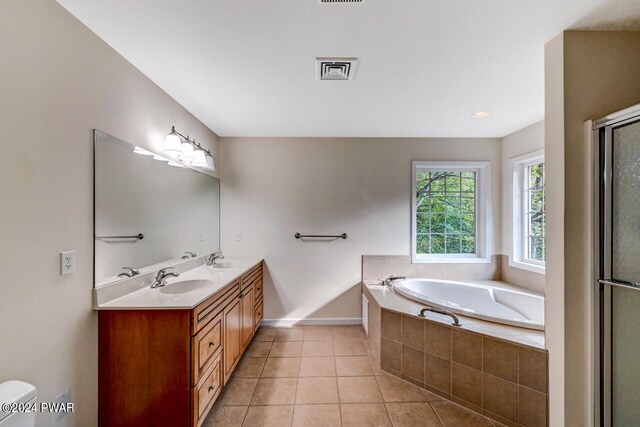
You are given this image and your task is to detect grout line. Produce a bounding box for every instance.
[429,401,446,426]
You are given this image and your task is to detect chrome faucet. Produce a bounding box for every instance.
[380,275,406,287]
[207,252,224,266]
[117,267,140,278]
[150,268,179,288]
[181,251,197,259]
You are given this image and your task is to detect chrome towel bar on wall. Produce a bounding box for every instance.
[95,233,144,240]
[294,233,348,239]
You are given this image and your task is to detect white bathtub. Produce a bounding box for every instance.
[393,278,544,330]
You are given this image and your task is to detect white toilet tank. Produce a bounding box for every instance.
[0,381,37,427]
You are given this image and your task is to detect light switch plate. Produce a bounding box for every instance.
[235,231,242,242]
[60,251,75,275]
[54,389,71,421]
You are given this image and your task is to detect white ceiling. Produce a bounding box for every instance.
[57,0,637,138]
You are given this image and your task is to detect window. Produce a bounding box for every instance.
[412,161,491,263]
[510,150,545,273]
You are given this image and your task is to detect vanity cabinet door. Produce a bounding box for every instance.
[223,298,242,384]
[240,285,255,350]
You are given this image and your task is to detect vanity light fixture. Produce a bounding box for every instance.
[153,154,169,162]
[164,126,215,170]
[164,127,182,154]
[167,160,184,168]
[192,148,208,168]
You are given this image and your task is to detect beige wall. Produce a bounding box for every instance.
[220,137,502,323]
[545,31,640,426]
[544,33,566,427]
[0,1,218,425]
[500,121,546,294]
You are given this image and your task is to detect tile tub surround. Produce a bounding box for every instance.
[204,324,506,427]
[364,285,548,427]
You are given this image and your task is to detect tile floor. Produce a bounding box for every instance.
[203,325,506,427]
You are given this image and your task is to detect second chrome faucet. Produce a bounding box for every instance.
[207,251,224,266]
[150,268,180,289]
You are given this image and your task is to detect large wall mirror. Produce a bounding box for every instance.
[94,130,220,287]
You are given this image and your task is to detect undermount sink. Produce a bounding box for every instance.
[211,261,236,269]
[159,279,214,295]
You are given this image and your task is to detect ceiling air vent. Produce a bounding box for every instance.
[316,58,358,81]
[319,0,365,3]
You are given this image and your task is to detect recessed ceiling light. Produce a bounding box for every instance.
[472,111,491,119]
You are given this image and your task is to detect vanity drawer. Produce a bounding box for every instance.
[192,312,222,385]
[241,263,262,288]
[254,277,263,299]
[193,353,222,426]
[192,279,240,335]
[254,296,264,328]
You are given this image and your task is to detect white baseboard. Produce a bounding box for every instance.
[261,317,362,327]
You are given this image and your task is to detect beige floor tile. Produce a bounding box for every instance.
[275,328,304,342]
[242,405,293,427]
[303,327,333,341]
[337,376,383,403]
[202,406,247,427]
[335,356,374,376]
[340,403,392,427]
[302,340,334,357]
[299,357,336,377]
[430,401,494,427]
[370,356,386,376]
[244,341,273,358]
[270,341,303,357]
[296,377,339,404]
[215,378,258,406]
[261,357,301,377]
[251,378,298,405]
[253,327,277,342]
[292,404,341,427]
[233,357,266,378]
[333,339,367,356]
[386,402,443,427]
[376,374,426,403]
[332,326,362,341]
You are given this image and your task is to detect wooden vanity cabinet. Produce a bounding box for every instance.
[99,261,264,427]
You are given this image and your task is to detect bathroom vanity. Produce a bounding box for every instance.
[95,259,264,427]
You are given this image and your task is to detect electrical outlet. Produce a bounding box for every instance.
[60,251,75,275]
[54,389,71,421]
[198,233,204,242]
[235,231,242,242]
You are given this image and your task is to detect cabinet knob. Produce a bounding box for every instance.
[208,385,215,392]
[209,340,216,347]
[239,293,244,299]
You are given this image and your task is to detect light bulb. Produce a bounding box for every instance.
[192,149,208,167]
[206,156,216,171]
[181,141,195,161]
[164,127,182,153]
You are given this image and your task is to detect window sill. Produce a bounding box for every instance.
[412,256,491,264]
[508,260,545,275]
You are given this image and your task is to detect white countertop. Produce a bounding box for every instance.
[94,257,263,310]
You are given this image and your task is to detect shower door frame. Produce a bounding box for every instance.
[593,103,640,427]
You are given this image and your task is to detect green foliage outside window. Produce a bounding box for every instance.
[415,171,476,255]
[526,162,545,262]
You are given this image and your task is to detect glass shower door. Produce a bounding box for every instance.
[597,108,640,427]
